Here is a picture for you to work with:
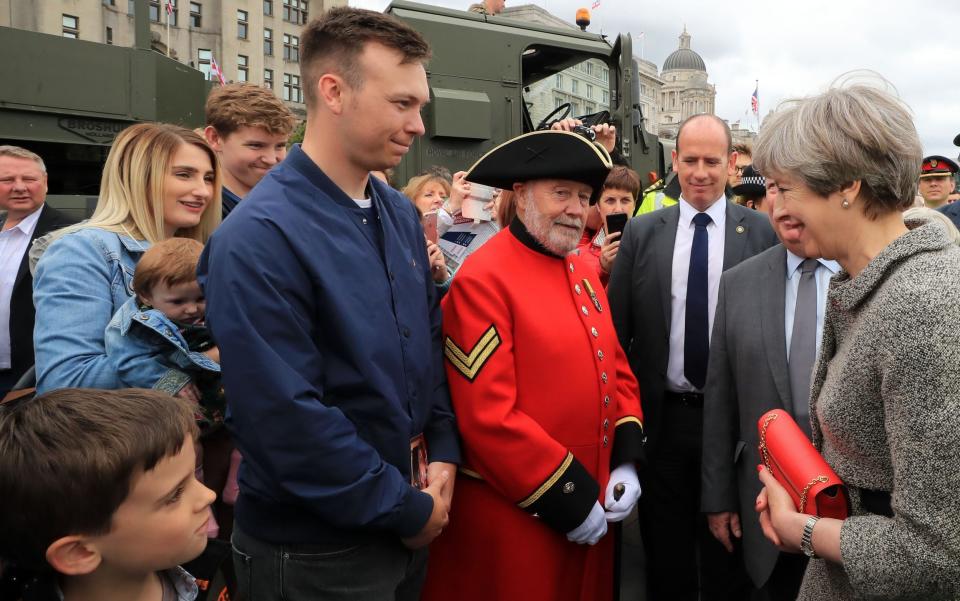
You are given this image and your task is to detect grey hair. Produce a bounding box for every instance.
[0,145,46,173]
[753,71,921,219]
[903,207,960,245]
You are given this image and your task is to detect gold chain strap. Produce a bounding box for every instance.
[759,412,778,473]
[799,475,829,513]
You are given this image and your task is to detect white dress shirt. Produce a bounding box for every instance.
[784,250,840,359]
[0,206,43,369]
[666,196,727,392]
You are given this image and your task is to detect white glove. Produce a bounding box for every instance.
[566,501,608,545]
[604,463,641,522]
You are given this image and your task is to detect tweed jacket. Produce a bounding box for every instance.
[800,219,960,600]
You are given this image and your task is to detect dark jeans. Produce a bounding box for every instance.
[231,526,428,601]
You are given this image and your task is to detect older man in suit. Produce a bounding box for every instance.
[608,114,777,601]
[0,146,75,397]
[701,178,839,600]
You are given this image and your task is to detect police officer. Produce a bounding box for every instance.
[918,155,958,209]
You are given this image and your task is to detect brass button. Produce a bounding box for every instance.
[563,482,576,494]
[569,263,575,273]
[603,418,610,430]
[575,284,582,295]
[597,350,604,361]
[581,305,589,316]
[604,395,610,407]
[591,327,599,338]
[601,372,608,383]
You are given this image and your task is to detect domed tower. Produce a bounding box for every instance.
[658,28,716,139]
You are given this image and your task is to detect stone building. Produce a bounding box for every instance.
[0,0,347,117]
[656,27,716,139]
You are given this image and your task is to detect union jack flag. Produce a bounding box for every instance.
[210,56,226,85]
[751,84,759,115]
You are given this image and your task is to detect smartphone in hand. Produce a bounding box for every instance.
[606,213,628,238]
[422,211,439,243]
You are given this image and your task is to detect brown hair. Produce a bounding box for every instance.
[602,166,641,199]
[732,142,753,158]
[133,237,204,298]
[0,389,197,568]
[205,83,297,137]
[299,7,431,108]
[496,190,517,227]
[402,174,450,205]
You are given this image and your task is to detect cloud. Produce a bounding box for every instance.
[351,0,960,156]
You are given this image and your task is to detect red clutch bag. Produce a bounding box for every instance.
[757,409,850,519]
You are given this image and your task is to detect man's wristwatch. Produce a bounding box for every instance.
[800,515,821,558]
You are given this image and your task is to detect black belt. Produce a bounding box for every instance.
[664,391,704,407]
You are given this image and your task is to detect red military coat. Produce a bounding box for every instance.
[422,219,644,601]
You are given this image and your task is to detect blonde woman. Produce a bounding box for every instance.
[402,173,451,215]
[33,122,221,393]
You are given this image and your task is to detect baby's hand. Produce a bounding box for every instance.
[176,382,202,404]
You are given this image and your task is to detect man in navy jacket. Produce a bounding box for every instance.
[198,8,459,601]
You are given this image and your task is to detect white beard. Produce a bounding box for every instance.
[521,190,584,256]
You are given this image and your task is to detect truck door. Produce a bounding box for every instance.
[612,33,658,182]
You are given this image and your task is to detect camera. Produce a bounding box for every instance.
[571,124,597,141]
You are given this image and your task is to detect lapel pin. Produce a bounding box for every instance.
[736,225,746,234]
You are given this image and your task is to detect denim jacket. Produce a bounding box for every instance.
[33,227,148,393]
[105,296,220,395]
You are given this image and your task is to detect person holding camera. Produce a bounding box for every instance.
[576,165,640,286]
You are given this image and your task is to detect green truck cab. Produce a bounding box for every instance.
[0,0,208,219]
[386,0,665,185]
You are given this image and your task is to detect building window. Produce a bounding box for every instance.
[283,34,299,62]
[128,0,135,14]
[149,0,160,22]
[571,101,581,115]
[586,84,593,99]
[105,26,113,44]
[283,73,302,103]
[603,69,609,83]
[166,0,178,26]
[189,2,201,27]
[264,0,273,15]
[237,9,248,39]
[264,28,273,55]
[601,90,609,105]
[585,62,593,76]
[264,69,274,90]
[103,0,116,6]
[62,14,79,38]
[198,48,212,81]
[556,74,563,89]
[237,55,249,82]
[555,97,564,108]
[586,103,595,113]
[571,80,578,94]
[283,0,308,24]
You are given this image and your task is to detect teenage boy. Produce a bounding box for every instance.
[203,83,297,217]
[0,388,216,601]
[198,7,460,601]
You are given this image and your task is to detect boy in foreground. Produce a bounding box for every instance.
[0,388,215,601]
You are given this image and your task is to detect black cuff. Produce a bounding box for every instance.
[518,452,599,534]
[610,418,647,469]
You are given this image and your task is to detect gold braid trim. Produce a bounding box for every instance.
[518,452,574,509]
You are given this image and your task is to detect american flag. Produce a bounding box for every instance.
[751,83,759,116]
[210,56,226,85]
[165,0,173,15]
[591,0,600,9]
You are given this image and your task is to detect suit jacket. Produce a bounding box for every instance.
[700,243,792,588]
[607,200,777,452]
[1,205,75,382]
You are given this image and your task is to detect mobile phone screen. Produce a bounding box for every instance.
[422,211,439,243]
[606,213,628,237]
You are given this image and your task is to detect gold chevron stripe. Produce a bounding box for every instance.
[444,325,501,382]
[616,416,644,430]
[518,452,574,509]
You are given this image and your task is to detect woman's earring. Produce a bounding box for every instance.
[841,198,850,209]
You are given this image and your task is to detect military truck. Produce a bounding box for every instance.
[0,0,208,219]
[385,0,666,186]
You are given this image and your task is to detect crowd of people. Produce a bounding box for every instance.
[0,5,959,601]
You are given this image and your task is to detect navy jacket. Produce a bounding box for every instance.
[938,202,960,231]
[198,145,460,545]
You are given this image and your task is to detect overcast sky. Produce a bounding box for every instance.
[350,0,960,159]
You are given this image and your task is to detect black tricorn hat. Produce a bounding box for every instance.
[732,165,765,198]
[953,133,960,147]
[465,130,613,204]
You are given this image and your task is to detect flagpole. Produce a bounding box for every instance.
[755,79,759,132]
[166,1,170,57]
